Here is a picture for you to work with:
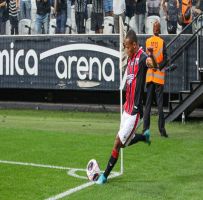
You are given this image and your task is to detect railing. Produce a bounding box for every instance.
[166,13,203,109]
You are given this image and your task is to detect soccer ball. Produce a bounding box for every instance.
[86,159,100,181]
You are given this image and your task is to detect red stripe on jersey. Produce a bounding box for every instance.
[124,47,143,115]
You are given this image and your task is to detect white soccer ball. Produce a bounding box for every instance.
[86,159,100,181]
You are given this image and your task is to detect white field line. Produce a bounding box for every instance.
[0,160,122,199]
[45,172,122,200]
[0,160,81,171]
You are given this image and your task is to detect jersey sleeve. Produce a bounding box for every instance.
[132,52,148,116]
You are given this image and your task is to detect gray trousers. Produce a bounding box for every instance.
[135,14,145,34]
[113,12,125,33]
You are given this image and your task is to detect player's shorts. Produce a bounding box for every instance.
[118,111,140,146]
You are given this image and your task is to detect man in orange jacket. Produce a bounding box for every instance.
[181,0,193,34]
[143,20,168,138]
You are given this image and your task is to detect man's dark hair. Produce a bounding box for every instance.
[126,30,138,43]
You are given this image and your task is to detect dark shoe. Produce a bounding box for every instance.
[160,132,168,138]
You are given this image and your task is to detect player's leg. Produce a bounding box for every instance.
[96,112,130,184]
[128,129,151,146]
[96,135,123,185]
[104,135,123,177]
[97,112,141,184]
[128,112,151,146]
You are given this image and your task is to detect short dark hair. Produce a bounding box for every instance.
[126,30,138,44]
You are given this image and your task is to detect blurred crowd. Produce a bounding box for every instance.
[0,0,202,35]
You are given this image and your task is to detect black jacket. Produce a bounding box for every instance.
[36,0,51,15]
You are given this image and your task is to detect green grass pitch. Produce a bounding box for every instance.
[0,109,203,200]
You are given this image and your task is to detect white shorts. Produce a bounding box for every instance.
[118,111,141,146]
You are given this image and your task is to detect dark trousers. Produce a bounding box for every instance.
[143,83,166,134]
[182,23,193,34]
[0,19,6,35]
[9,16,19,35]
[75,12,86,33]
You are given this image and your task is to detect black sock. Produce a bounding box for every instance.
[128,134,146,146]
[104,149,119,178]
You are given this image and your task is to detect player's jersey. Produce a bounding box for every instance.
[124,47,148,116]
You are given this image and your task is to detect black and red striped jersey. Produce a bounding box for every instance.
[124,47,148,117]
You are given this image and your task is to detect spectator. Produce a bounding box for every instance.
[181,0,192,33]
[194,0,203,15]
[19,0,31,19]
[134,0,147,34]
[113,0,125,33]
[8,0,19,35]
[0,0,8,34]
[194,0,203,34]
[162,0,179,34]
[125,0,135,20]
[74,0,87,33]
[103,0,112,16]
[66,0,71,28]
[35,0,51,34]
[146,0,161,34]
[91,0,104,33]
[54,0,67,33]
[147,0,161,17]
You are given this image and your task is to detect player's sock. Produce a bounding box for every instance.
[103,149,119,178]
[128,134,145,146]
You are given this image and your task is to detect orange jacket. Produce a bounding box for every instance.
[146,35,165,85]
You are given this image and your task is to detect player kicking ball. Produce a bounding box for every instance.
[96,30,151,185]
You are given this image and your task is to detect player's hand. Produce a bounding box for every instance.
[132,106,138,115]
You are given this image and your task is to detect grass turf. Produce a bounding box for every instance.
[0,109,202,200]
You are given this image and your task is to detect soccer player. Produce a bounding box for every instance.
[96,30,151,185]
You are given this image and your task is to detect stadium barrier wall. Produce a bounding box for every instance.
[0,35,120,91]
[0,35,202,94]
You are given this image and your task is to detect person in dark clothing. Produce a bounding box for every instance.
[74,0,87,33]
[194,0,203,15]
[0,0,8,34]
[35,0,51,34]
[181,0,193,34]
[125,0,135,19]
[147,0,161,17]
[54,0,67,33]
[194,0,203,35]
[8,0,19,35]
[134,0,146,33]
[96,30,151,185]
[91,0,103,33]
[162,0,179,34]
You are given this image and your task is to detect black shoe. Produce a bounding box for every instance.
[161,130,168,138]
[160,132,168,138]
